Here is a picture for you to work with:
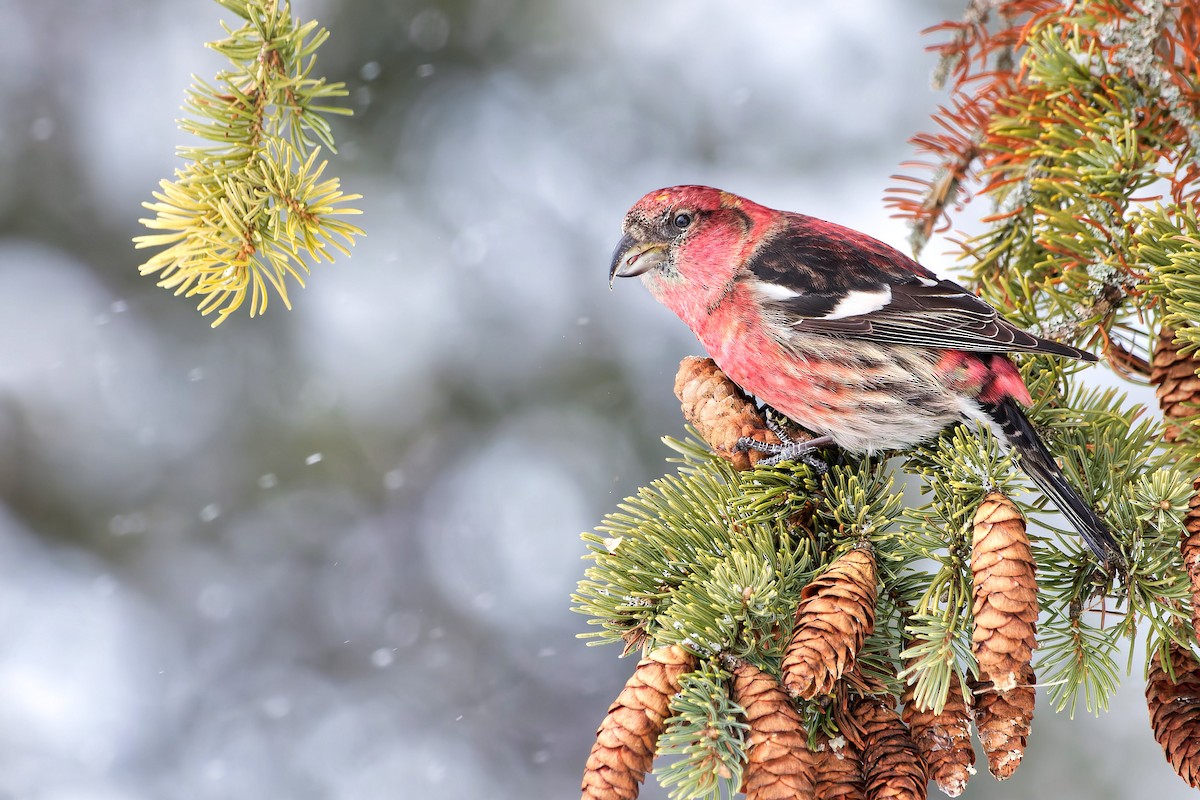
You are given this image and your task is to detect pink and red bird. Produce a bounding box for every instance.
[609,185,1120,568]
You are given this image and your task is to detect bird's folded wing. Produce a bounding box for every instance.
[758,275,1096,361]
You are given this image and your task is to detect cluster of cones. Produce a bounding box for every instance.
[581,516,1037,800]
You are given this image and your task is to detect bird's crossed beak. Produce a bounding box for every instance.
[608,234,666,288]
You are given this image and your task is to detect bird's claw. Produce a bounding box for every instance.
[736,432,835,473]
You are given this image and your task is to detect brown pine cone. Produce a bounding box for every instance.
[969,665,1035,780]
[849,693,929,800]
[731,660,816,800]
[900,669,974,797]
[1150,330,1200,642]
[1181,478,1200,643]
[1147,641,1200,789]
[813,730,867,800]
[782,547,878,699]
[673,356,780,470]
[1151,327,1200,443]
[581,646,697,800]
[971,493,1038,692]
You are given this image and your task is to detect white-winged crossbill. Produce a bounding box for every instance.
[609,185,1121,569]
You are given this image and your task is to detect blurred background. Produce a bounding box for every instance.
[0,1,1184,798]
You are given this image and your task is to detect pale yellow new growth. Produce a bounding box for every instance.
[134,0,362,327]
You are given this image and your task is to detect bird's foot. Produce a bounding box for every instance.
[736,429,835,472]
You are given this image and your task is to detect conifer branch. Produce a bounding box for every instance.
[656,662,749,800]
[134,0,362,326]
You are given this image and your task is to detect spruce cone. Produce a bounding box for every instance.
[1183,477,1200,642]
[969,665,1035,781]
[673,356,780,470]
[1147,641,1200,789]
[1151,330,1200,640]
[1151,327,1200,443]
[813,731,867,800]
[901,672,974,797]
[971,493,1037,692]
[782,547,878,699]
[581,646,697,800]
[732,661,816,800]
[849,693,929,800]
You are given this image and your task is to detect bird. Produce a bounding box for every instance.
[608,184,1122,569]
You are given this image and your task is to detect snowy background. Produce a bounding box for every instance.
[0,1,1185,798]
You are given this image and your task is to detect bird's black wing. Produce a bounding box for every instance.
[745,218,1096,362]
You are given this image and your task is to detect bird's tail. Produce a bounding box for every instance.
[983,396,1123,570]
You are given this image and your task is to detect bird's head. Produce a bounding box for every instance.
[609,186,769,323]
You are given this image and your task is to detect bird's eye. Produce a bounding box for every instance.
[672,211,694,230]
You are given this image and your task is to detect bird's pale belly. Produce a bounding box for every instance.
[700,325,977,454]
